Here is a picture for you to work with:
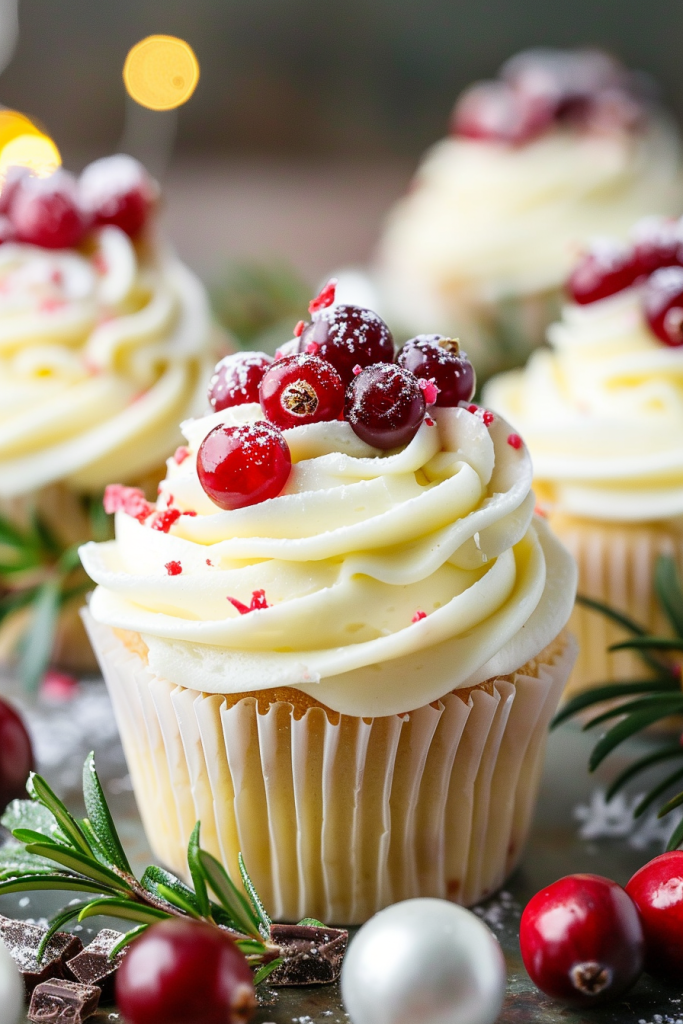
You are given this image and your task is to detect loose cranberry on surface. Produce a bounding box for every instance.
[259,354,344,428]
[197,420,291,511]
[208,352,273,412]
[345,364,425,450]
[632,217,683,276]
[626,851,683,984]
[79,154,158,238]
[397,335,476,406]
[10,170,89,249]
[452,80,553,144]
[643,265,683,346]
[116,919,256,1024]
[568,241,640,304]
[519,874,644,1006]
[0,697,34,813]
[299,304,394,385]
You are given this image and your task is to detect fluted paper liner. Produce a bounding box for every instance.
[83,612,576,923]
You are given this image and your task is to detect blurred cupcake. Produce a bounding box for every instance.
[376,48,683,381]
[0,155,224,680]
[484,215,683,694]
[80,285,577,923]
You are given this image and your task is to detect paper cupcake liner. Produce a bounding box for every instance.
[83,612,576,924]
[549,512,683,697]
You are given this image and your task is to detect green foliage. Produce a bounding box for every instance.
[210,261,310,354]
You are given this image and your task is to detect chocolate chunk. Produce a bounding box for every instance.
[0,916,83,994]
[66,929,128,1000]
[268,923,348,986]
[28,978,100,1023]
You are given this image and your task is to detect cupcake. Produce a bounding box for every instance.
[80,285,577,923]
[376,48,683,381]
[0,155,223,674]
[484,215,683,695]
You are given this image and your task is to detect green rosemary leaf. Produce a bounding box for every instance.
[551,680,678,728]
[187,823,210,919]
[0,511,32,549]
[108,925,148,959]
[12,828,70,847]
[589,707,680,772]
[655,556,683,638]
[28,774,92,855]
[196,850,259,936]
[82,752,131,874]
[633,766,683,818]
[18,580,60,691]
[235,939,267,956]
[583,695,683,731]
[666,815,683,851]
[238,853,271,934]
[29,510,60,557]
[610,637,683,652]
[297,918,326,927]
[79,819,114,867]
[87,495,113,544]
[37,903,90,962]
[0,874,113,896]
[141,865,199,909]
[658,788,683,819]
[24,843,131,892]
[155,883,201,919]
[78,898,171,926]
[1,798,57,835]
[57,544,83,575]
[606,745,683,801]
[59,581,93,606]
[253,958,284,986]
[575,594,648,635]
[0,587,40,626]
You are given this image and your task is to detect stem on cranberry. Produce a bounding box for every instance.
[397,335,475,406]
[345,363,425,450]
[197,420,291,511]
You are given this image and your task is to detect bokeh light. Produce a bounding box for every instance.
[123,35,200,111]
[0,110,61,183]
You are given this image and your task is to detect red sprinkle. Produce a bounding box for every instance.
[507,433,523,450]
[425,416,435,426]
[418,377,440,405]
[467,404,479,414]
[308,278,337,314]
[352,364,362,375]
[182,510,197,517]
[39,297,66,313]
[165,561,182,576]
[103,484,154,523]
[482,410,494,426]
[227,589,271,615]
[305,341,320,355]
[294,319,306,337]
[174,446,190,464]
[206,559,213,567]
[41,669,78,702]
[151,508,182,533]
[412,610,427,623]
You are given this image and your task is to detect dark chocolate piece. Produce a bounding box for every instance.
[28,978,101,1023]
[268,923,348,986]
[0,915,83,994]
[66,929,128,1000]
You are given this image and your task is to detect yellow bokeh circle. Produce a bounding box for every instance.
[0,133,61,181]
[123,35,200,111]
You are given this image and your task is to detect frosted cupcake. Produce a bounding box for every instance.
[0,156,222,675]
[484,215,683,694]
[376,48,683,380]
[80,284,577,923]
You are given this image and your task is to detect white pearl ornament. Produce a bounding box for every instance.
[341,898,507,1024]
[0,937,23,1024]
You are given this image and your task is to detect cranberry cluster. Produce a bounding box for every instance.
[201,282,477,510]
[0,154,158,250]
[452,48,646,146]
[568,217,683,345]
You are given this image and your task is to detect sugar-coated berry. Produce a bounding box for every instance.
[626,851,683,984]
[300,304,394,385]
[197,420,291,510]
[115,919,256,1024]
[568,242,640,304]
[79,154,158,238]
[632,216,683,275]
[397,335,476,406]
[519,874,644,1006]
[9,170,89,249]
[259,354,344,428]
[0,166,32,215]
[452,80,553,144]
[0,697,34,813]
[643,265,683,345]
[208,352,273,412]
[345,364,426,450]
[501,48,625,111]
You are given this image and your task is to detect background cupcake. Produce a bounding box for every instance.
[484,214,683,694]
[0,155,224,681]
[80,290,577,923]
[375,48,683,382]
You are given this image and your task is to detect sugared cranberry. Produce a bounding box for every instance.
[345,364,425,450]
[0,166,32,215]
[452,80,553,145]
[299,305,394,385]
[643,265,683,345]
[397,335,476,406]
[259,354,344,428]
[9,170,88,249]
[520,874,644,1006]
[568,241,640,304]
[197,420,291,511]
[501,48,626,112]
[626,851,683,984]
[79,155,159,238]
[116,919,256,1024]
[208,352,273,412]
[0,697,34,813]
[632,217,683,276]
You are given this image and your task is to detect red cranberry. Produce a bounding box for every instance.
[208,352,273,412]
[0,166,33,215]
[0,697,34,813]
[79,155,158,238]
[643,266,683,346]
[632,217,683,276]
[345,363,425,450]
[299,305,394,385]
[520,874,644,1006]
[568,241,640,304]
[197,420,291,511]
[259,354,344,428]
[9,170,89,249]
[116,919,256,1024]
[397,335,476,406]
[626,851,683,984]
[452,80,553,144]
[501,48,625,112]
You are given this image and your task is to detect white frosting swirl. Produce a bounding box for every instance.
[484,285,683,521]
[0,227,218,497]
[80,403,576,716]
[377,120,683,330]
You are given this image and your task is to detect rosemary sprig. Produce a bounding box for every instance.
[210,261,310,354]
[553,554,683,850]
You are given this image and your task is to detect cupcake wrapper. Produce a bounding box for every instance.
[83,612,576,924]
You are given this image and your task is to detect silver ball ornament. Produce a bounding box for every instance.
[0,937,23,1024]
[341,898,506,1024]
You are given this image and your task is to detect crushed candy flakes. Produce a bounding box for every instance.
[425,416,435,426]
[293,319,306,337]
[418,377,440,405]
[227,588,271,615]
[467,403,478,414]
[165,561,182,576]
[308,278,337,314]
[182,509,197,517]
[482,410,494,426]
[174,446,190,464]
[151,508,182,533]
[352,364,362,375]
[412,610,427,623]
[305,340,320,355]
[507,433,523,449]
[206,558,213,566]
[103,484,153,523]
